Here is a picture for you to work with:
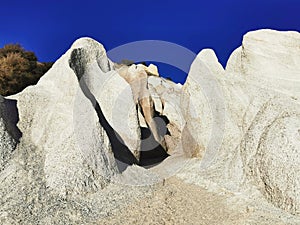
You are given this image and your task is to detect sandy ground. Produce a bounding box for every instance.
[96,177,247,225]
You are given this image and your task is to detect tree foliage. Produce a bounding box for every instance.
[0,44,53,96]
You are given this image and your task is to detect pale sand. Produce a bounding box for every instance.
[97,177,247,225]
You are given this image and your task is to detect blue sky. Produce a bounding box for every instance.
[1,0,299,83]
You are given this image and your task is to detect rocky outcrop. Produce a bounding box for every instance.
[0,29,299,224]
[235,30,300,215]
[117,63,185,157]
[0,37,176,197]
[117,64,165,148]
[180,29,300,215]
[142,63,160,76]
[9,39,119,195]
[70,39,141,163]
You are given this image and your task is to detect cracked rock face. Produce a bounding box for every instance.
[117,63,183,157]
[148,76,184,155]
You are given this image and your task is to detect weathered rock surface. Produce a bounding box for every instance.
[181,49,225,158]
[148,76,185,155]
[10,38,119,195]
[0,37,174,224]
[0,38,131,224]
[227,29,300,99]
[180,29,300,216]
[70,38,141,161]
[117,64,164,147]
[143,63,160,76]
[0,29,300,224]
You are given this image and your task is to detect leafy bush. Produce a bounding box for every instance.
[0,44,53,96]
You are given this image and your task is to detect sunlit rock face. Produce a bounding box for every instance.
[227,29,300,99]
[181,29,300,215]
[0,37,176,199]
[0,29,299,224]
[10,38,119,195]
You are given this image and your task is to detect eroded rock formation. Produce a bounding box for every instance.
[0,29,299,224]
[180,29,300,215]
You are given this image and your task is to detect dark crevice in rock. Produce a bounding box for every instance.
[1,98,22,142]
[69,50,172,170]
[154,110,171,137]
[138,111,170,167]
[69,48,87,80]
[139,127,169,167]
[0,98,22,172]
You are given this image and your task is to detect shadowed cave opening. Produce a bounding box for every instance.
[139,111,170,167]
[78,77,170,171]
[70,49,170,172]
[81,79,170,171]
[139,127,169,167]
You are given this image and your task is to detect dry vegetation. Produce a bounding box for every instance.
[0,44,53,96]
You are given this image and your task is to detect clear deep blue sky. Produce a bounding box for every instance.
[1,0,300,83]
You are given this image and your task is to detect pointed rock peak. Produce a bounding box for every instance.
[197,49,219,61]
[195,49,224,76]
[69,37,114,76]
